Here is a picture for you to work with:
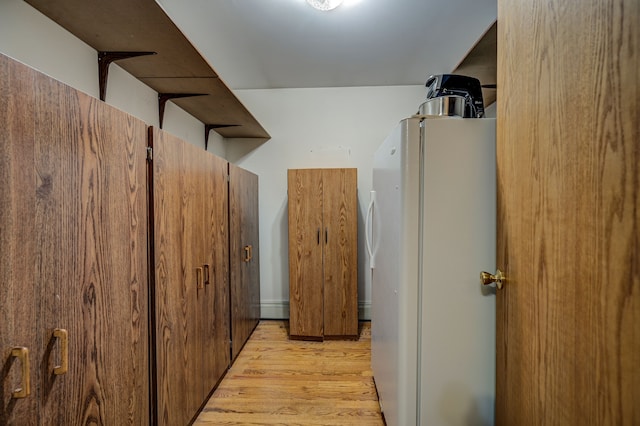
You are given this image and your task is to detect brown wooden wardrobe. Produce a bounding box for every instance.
[287,168,358,340]
[0,53,150,424]
[1,53,262,425]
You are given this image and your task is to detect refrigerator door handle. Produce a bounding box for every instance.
[366,190,376,269]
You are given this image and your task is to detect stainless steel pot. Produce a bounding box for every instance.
[417,95,467,118]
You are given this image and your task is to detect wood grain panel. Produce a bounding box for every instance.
[496,0,639,424]
[0,53,40,425]
[229,164,260,360]
[34,70,150,425]
[1,53,149,424]
[201,153,230,394]
[151,128,202,425]
[228,163,243,360]
[151,128,231,424]
[322,169,358,338]
[245,171,261,338]
[192,148,208,406]
[288,169,324,339]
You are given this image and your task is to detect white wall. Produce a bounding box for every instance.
[229,86,425,319]
[0,0,226,156]
[1,0,467,320]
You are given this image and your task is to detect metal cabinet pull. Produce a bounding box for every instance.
[325,227,328,244]
[11,347,30,398]
[196,267,204,289]
[317,228,320,245]
[203,264,211,286]
[53,328,69,375]
[244,245,252,262]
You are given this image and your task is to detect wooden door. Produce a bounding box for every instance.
[0,52,40,425]
[39,73,149,426]
[151,128,203,425]
[229,163,244,359]
[496,0,639,424]
[288,169,324,339]
[193,149,208,403]
[229,164,260,359]
[322,169,358,338]
[201,153,229,385]
[245,171,261,334]
[1,53,149,425]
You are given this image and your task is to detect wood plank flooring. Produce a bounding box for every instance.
[194,320,384,425]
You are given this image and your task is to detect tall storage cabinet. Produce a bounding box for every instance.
[0,53,149,424]
[288,168,358,340]
[229,164,261,361]
[1,53,263,425]
[149,127,230,426]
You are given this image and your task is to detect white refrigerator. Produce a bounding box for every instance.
[367,116,496,426]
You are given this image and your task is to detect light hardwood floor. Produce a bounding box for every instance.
[194,320,384,425]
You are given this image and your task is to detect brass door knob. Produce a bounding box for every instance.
[480,269,505,290]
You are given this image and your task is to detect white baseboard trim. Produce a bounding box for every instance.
[359,302,371,321]
[260,301,371,321]
[260,301,289,319]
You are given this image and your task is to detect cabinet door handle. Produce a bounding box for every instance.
[317,228,320,245]
[244,245,252,262]
[248,245,253,261]
[203,264,211,286]
[325,227,328,244]
[11,347,30,398]
[196,267,204,289]
[53,328,69,375]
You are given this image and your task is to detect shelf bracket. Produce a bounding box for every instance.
[158,93,207,129]
[205,124,240,150]
[98,51,156,101]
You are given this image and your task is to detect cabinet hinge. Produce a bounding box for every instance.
[146,147,153,161]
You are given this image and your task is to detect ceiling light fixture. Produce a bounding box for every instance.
[306,0,343,11]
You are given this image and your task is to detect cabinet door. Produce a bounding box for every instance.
[1,53,149,425]
[0,52,40,425]
[39,81,149,425]
[288,169,324,339]
[245,171,261,335]
[229,164,260,359]
[201,153,230,389]
[151,128,202,425]
[193,150,208,403]
[151,128,230,424]
[322,169,358,338]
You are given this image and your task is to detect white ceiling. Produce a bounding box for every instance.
[155,0,496,90]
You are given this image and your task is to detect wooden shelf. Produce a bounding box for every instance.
[453,21,497,107]
[25,0,270,140]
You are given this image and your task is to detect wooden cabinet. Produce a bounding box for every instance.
[229,164,261,361]
[0,53,149,424]
[288,168,358,340]
[149,127,230,426]
[1,53,262,425]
